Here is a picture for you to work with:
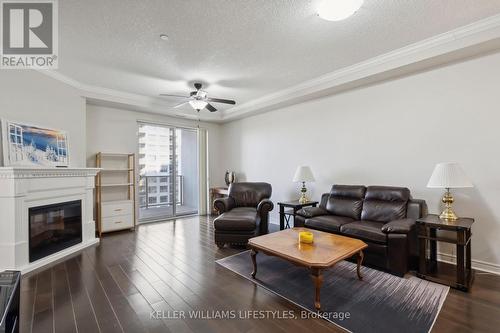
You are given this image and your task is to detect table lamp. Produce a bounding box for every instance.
[427,162,473,221]
[293,166,315,204]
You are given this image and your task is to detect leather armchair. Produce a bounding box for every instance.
[213,182,273,248]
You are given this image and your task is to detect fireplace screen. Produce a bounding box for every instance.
[29,200,82,262]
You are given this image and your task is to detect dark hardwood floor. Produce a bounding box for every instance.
[20,216,500,333]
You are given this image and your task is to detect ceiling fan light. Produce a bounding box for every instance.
[189,100,208,110]
[317,0,364,21]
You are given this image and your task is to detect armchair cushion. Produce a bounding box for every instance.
[381,218,415,234]
[229,182,272,207]
[296,206,328,218]
[213,197,235,214]
[213,207,258,232]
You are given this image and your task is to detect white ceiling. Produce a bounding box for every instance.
[57,0,500,119]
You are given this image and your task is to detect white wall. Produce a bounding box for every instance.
[0,71,86,167]
[221,51,500,271]
[86,104,225,192]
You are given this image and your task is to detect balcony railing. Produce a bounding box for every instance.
[138,175,184,208]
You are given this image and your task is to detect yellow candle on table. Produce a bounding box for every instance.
[299,231,314,244]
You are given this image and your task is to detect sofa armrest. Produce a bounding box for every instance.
[319,193,329,210]
[257,199,274,215]
[381,218,416,234]
[407,199,428,219]
[213,197,235,214]
[296,206,328,218]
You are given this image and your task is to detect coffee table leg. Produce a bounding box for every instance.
[311,268,323,310]
[251,249,258,278]
[356,250,364,280]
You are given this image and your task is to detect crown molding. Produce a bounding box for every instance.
[221,13,500,122]
[37,14,500,123]
[37,70,224,123]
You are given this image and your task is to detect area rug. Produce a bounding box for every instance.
[217,251,449,333]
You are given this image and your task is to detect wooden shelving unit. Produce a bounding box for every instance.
[95,152,136,237]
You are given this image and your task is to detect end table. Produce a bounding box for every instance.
[416,214,474,291]
[277,200,318,230]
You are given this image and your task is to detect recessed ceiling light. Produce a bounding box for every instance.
[317,0,364,21]
[160,34,169,41]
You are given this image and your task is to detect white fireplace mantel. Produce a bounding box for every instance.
[0,167,100,274]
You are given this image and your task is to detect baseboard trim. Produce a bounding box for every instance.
[437,252,500,276]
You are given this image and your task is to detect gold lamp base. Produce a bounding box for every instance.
[298,181,309,204]
[439,189,458,221]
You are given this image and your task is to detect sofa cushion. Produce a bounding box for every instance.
[340,220,387,244]
[213,207,258,231]
[305,215,354,233]
[325,185,366,220]
[361,186,410,223]
[296,206,328,218]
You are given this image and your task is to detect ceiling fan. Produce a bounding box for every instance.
[160,82,236,112]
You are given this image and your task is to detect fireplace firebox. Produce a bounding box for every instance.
[29,200,82,262]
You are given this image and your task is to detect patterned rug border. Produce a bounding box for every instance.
[216,250,449,333]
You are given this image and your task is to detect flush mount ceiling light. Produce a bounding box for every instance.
[159,34,169,41]
[317,0,364,21]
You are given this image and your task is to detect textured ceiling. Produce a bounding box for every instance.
[58,0,500,116]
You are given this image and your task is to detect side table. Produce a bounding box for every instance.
[277,201,318,230]
[416,214,474,291]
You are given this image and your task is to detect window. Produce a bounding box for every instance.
[160,186,169,193]
[148,186,157,194]
[148,197,157,204]
[159,177,168,183]
[56,134,67,158]
[160,196,168,203]
[9,124,23,146]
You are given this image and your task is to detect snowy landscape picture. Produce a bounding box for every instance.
[2,121,69,167]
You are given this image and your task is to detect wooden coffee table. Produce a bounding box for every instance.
[248,227,367,310]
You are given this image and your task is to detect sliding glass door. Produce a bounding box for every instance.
[137,123,199,222]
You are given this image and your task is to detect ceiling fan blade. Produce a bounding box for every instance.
[173,101,189,108]
[207,97,236,105]
[159,94,190,99]
[205,103,217,112]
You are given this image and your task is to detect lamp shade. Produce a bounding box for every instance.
[427,162,473,188]
[293,166,315,182]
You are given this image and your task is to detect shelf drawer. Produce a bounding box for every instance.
[101,214,133,232]
[101,200,133,218]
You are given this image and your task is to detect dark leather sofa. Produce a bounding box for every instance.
[213,182,274,248]
[295,185,427,276]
